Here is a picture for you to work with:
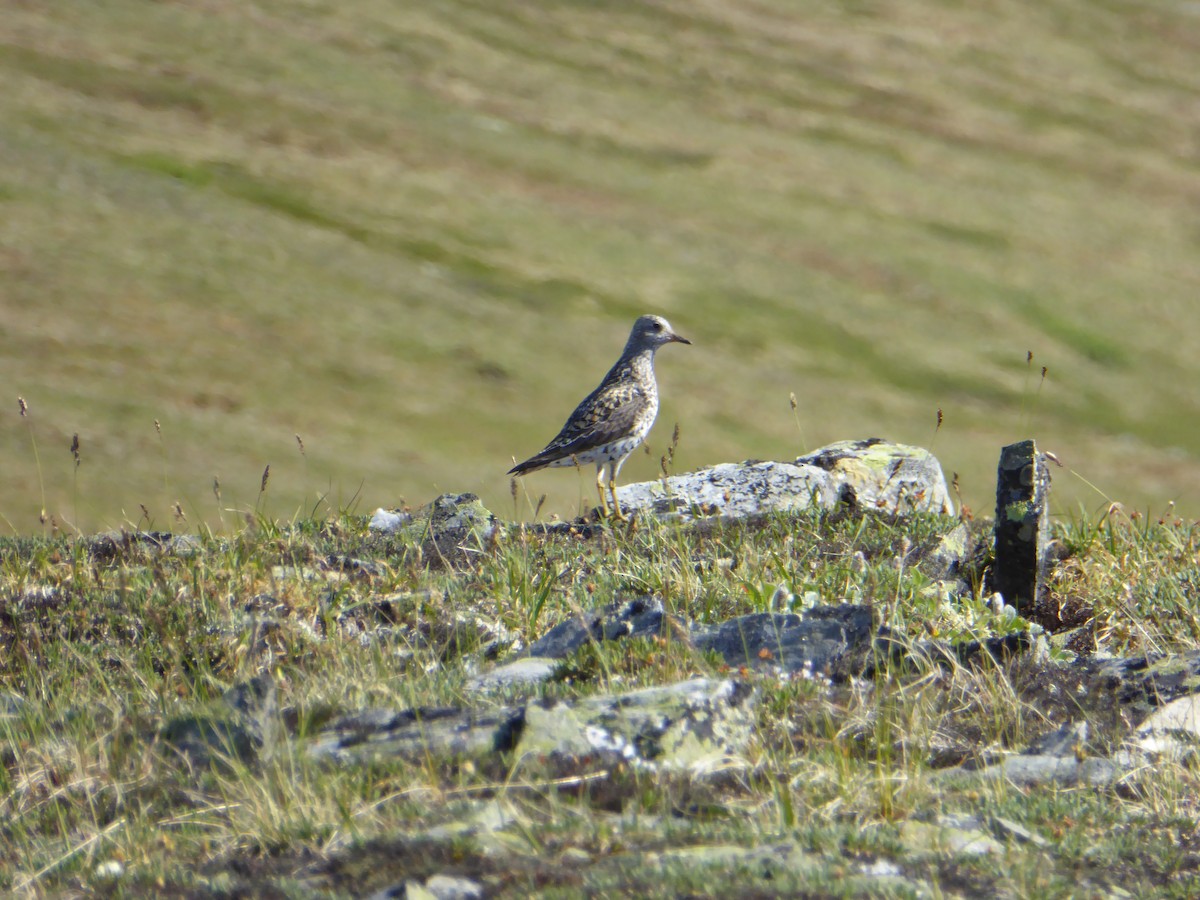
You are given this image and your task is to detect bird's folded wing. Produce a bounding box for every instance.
[536,383,648,460]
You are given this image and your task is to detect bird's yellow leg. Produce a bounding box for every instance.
[608,477,626,521]
[595,469,611,519]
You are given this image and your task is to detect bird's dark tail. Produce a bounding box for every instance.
[507,458,540,476]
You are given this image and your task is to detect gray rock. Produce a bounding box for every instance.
[88,529,202,561]
[515,678,756,774]
[1131,693,1200,759]
[998,754,1123,787]
[1082,651,1200,723]
[925,522,972,579]
[798,439,955,515]
[900,814,1003,857]
[940,752,1122,788]
[159,673,277,771]
[374,493,498,565]
[990,815,1051,848]
[613,439,953,520]
[524,596,666,659]
[646,841,821,878]
[467,657,559,692]
[1025,720,1088,758]
[691,606,875,674]
[307,706,510,763]
[616,460,835,520]
[992,439,1053,613]
[422,874,485,900]
[368,507,413,533]
[0,692,27,717]
[309,678,755,775]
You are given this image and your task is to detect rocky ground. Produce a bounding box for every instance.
[4,443,1200,897]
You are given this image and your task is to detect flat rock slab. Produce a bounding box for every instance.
[525,596,666,659]
[309,677,756,775]
[467,657,560,692]
[614,439,953,520]
[308,706,510,763]
[515,678,756,774]
[941,753,1124,789]
[646,842,822,879]
[692,606,876,675]
[900,815,1004,857]
[500,600,876,677]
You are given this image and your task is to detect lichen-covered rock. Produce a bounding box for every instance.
[372,493,498,565]
[615,460,836,519]
[1091,651,1200,717]
[307,678,755,774]
[614,439,953,520]
[515,678,756,774]
[798,439,954,515]
[992,439,1053,612]
[307,705,509,763]
[925,521,972,579]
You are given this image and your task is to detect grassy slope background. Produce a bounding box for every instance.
[1,0,1199,533]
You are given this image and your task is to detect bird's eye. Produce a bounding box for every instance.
[651,321,662,331]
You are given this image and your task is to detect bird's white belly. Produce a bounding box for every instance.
[545,435,646,469]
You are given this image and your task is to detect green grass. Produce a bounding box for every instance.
[0,1,1199,531]
[1,506,1199,895]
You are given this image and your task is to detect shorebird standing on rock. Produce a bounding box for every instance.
[509,314,690,521]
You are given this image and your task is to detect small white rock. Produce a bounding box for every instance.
[369,508,412,533]
[94,860,124,880]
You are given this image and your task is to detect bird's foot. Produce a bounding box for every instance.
[607,480,626,522]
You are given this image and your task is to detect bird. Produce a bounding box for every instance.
[509,314,690,521]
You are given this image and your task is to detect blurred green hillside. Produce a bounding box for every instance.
[2,1,1198,532]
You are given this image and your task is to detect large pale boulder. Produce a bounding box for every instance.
[615,439,954,520]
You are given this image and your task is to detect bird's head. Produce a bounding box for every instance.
[629,314,691,352]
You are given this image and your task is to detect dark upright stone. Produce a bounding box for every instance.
[993,440,1052,614]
